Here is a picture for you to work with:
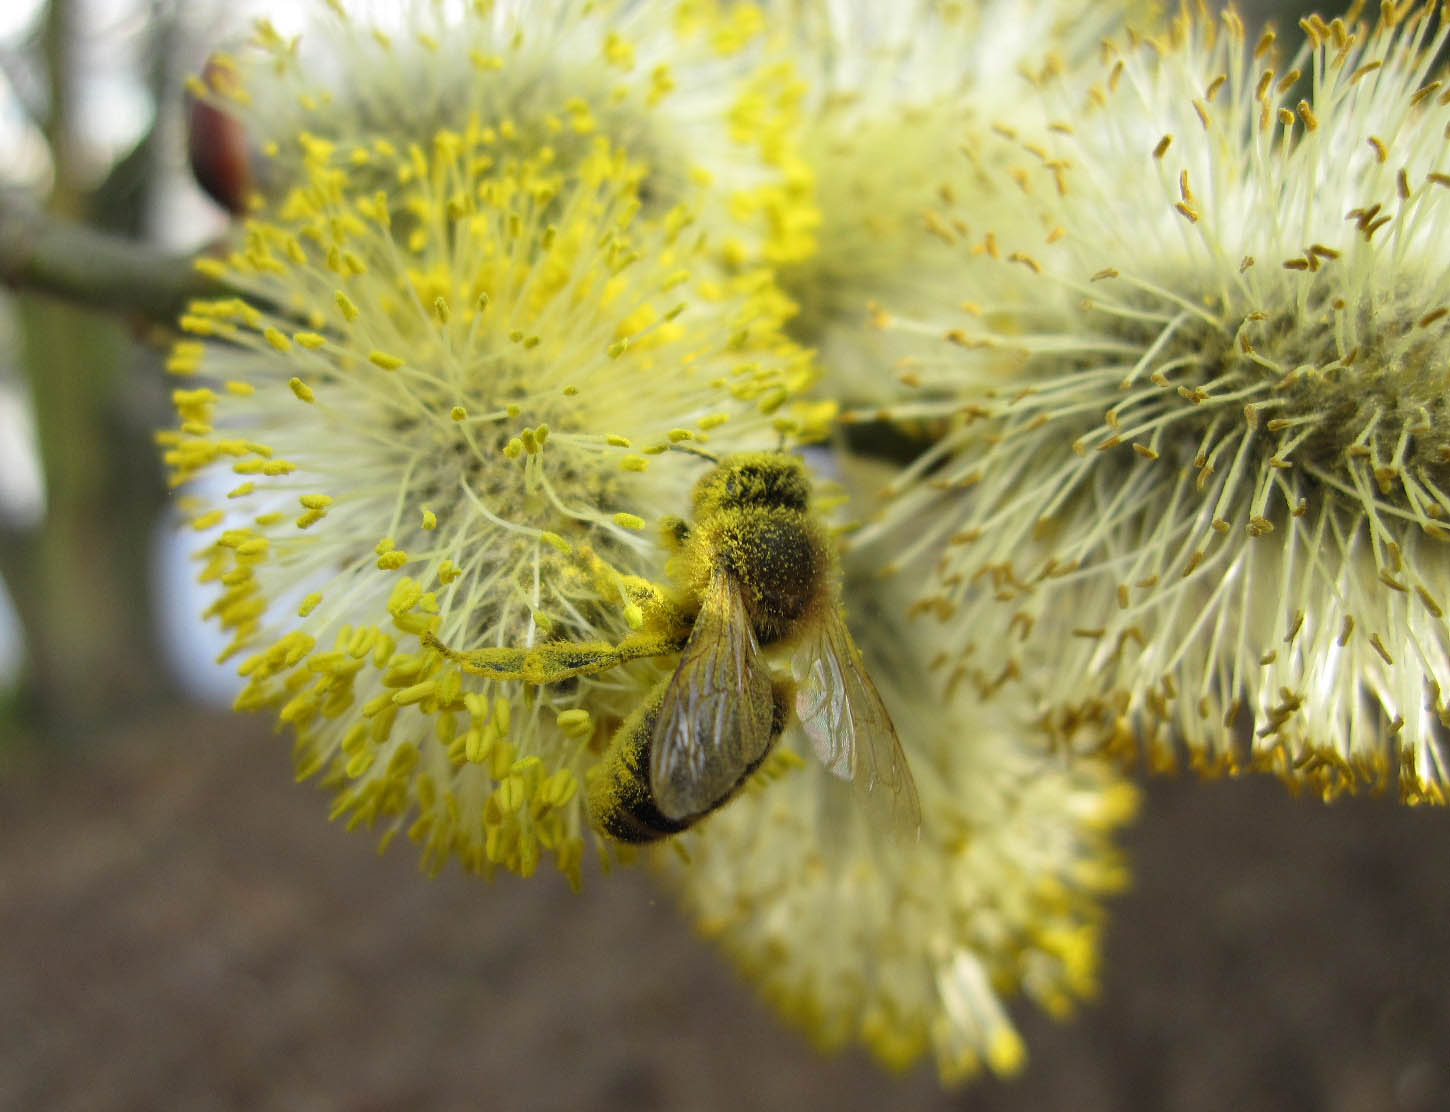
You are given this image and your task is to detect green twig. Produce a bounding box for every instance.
[0,191,214,324]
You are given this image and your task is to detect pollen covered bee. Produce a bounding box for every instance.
[425,452,921,842]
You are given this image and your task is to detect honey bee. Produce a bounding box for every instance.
[424,452,921,841]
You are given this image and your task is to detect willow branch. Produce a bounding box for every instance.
[0,192,216,324]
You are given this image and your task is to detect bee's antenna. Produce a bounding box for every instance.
[669,444,719,463]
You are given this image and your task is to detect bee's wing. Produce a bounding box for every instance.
[649,568,777,821]
[792,612,922,836]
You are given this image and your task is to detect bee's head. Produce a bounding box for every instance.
[693,452,811,515]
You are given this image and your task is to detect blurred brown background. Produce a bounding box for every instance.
[5,712,1447,1111]
[1,1,1447,1108]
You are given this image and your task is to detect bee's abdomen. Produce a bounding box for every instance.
[587,678,793,843]
[588,684,693,843]
[715,508,826,645]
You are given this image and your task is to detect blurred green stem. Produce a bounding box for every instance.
[0,0,185,744]
[0,194,210,324]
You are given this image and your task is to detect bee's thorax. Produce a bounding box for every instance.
[709,506,828,646]
[692,452,812,517]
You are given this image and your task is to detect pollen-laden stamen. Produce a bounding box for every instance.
[190,1,815,272]
[867,1,1450,804]
[766,0,1135,407]
[167,41,816,886]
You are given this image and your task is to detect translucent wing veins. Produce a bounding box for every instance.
[793,612,923,836]
[649,568,775,820]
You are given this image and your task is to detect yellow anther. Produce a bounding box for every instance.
[387,577,423,615]
[393,680,437,706]
[464,728,492,765]
[555,708,593,740]
[542,769,580,807]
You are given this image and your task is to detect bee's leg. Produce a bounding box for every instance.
[421,634,533,679]
[521,628,687,685]
[426,618,687,685]
[424,632,634,684]
[619,576,691,640]
[576,544,622,596]
[768,678,795,735]
[578,546,688,636]
[659,515,690,552]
